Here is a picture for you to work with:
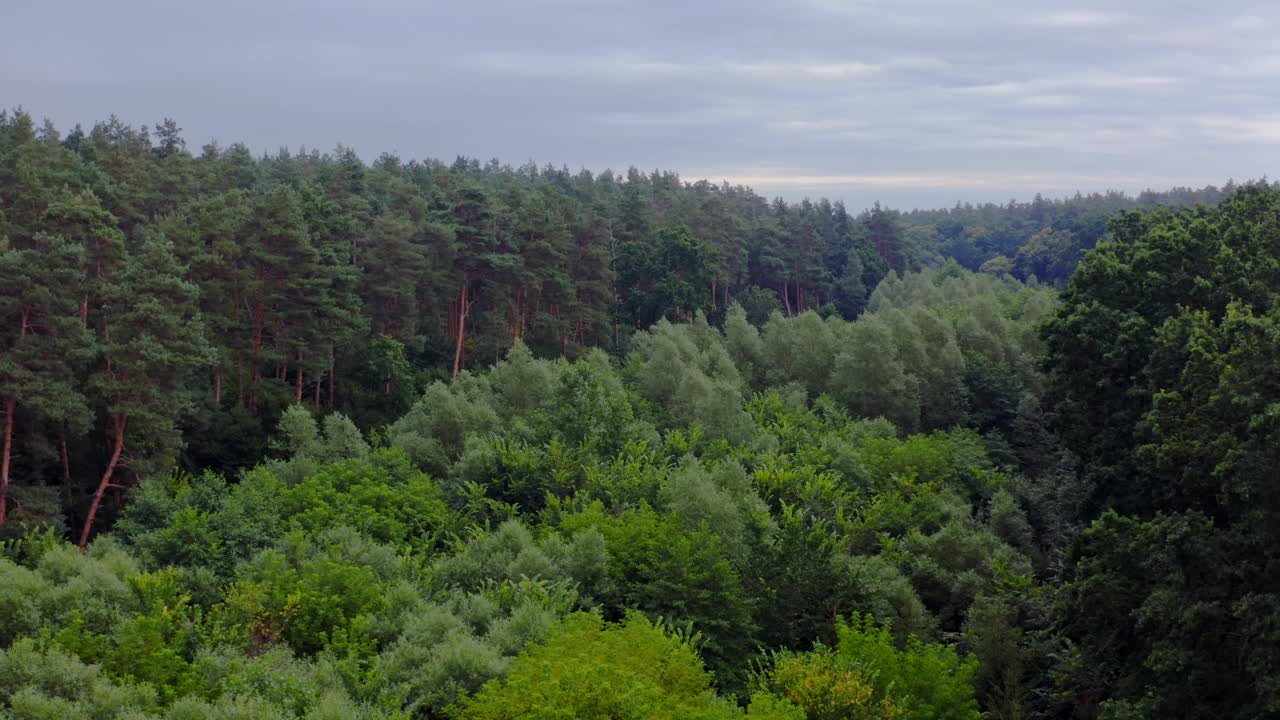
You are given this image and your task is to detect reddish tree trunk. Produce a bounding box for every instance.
[295,366,304,402]
[711,277,717,311]
[452,274,469,382]
[313,372,321,410]
[328,363,335,406]
[79,414,127,549]
[782,283,793,317]
[0,398,14,526]
[59,427,71,484]
[59,434,74,524]
[253,301,264,357]
[214,367,222,404]
[1,311,31,525]
[80,298,88,328]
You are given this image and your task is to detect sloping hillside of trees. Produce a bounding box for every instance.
[0,109,905,532]
[0,110,1247,539]
[4,108,1279,719]
[3,265,1055,719]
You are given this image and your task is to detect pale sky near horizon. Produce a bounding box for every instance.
[3,0,1278,210]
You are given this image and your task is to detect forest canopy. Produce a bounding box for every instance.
[2,108,1278,719]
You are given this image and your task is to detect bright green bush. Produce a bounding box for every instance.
[455,613,798,720]
[759,613,980,720]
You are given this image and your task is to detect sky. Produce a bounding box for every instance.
[3,0,1278,210]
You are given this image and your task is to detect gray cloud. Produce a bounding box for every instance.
[3,0,1277,209]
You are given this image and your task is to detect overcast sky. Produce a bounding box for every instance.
[4,0,1278,209]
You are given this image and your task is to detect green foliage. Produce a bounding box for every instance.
[208,529,395,658]
[0,639,159,720]
[562,504,757,692]
[429,519,607,602]
[0,540,139,646]
[1044,184,1280,717]
[282,449,448,549]
[377,580,574,718]
[116,470,284,577]
[737,286,784,326]
[17,119,1251,720]
[104,568,201,700]
[548,350,648,453]
[389,380,500,476]
[660,456,772,564]
[760,614,980,720]
[762,647,903,719]
[455,613,787,720]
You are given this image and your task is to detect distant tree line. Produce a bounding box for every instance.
[901,184,1245,284]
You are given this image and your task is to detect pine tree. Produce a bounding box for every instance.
[42,188,125,330]
[243,186,324,409]
[362,209,425,343]
[0,234,93,525]
[81,232,209,547]
[863,202,907,274]
[160,190,253,404]
[567,208,615,353]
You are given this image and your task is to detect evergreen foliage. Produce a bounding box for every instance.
[2,107,1276,719]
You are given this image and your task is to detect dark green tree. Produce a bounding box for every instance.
[81,233,210,548]
[0,234,92,526]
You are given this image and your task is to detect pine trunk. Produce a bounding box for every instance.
[295,367,304,402]
[328,363,336,406]
[2,311,30,525]
[452,274,469,382]
[214,367,222,404]
[60,431,71,487]
[79,414,127,550]
[783,282,793,317]
[0,398,14,526]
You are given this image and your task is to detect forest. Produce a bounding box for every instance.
[1,109,1278,720]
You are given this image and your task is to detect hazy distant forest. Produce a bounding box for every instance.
[2,109,1277,720]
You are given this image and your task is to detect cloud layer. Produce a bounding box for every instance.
[4,0,1277,208]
